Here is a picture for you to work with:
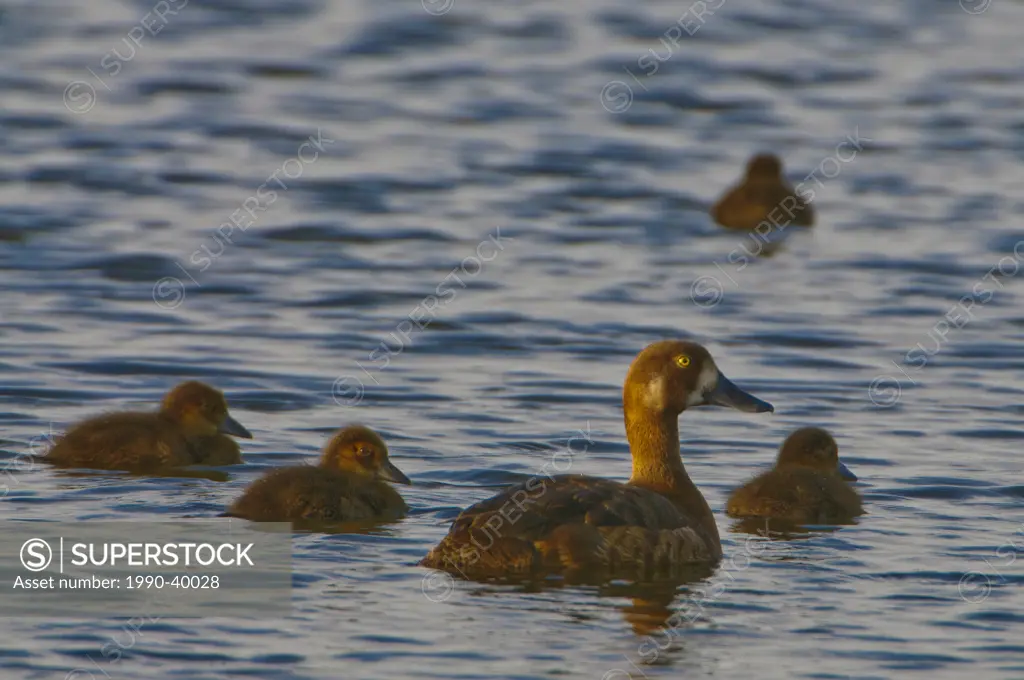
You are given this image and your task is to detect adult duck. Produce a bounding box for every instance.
[420,340,773,579]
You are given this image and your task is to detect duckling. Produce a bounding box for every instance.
[711,153,814,231]
[726,427,862,524]
[226,424,410,523]
[46,381,251,471]
[191,434,245,466]
[420,340,774,580]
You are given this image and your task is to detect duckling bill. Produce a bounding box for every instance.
[711,153,814,231]
[226,424,410,524]
[726,427,862,525]
[420,340,773,580]
[45,381,251,472]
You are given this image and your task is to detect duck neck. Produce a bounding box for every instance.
[624,407,718,540]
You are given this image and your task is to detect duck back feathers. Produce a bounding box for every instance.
[420,474,720,578]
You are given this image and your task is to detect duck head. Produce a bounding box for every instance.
[776,427,856,481]
[161,381,252,440]
[624,340,774,417]
[745,153,783,181]
[320,424,411,484]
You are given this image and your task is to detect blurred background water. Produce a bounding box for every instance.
[1,0,1023,678]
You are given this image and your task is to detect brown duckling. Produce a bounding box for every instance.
[711,153,814,231]
[191,434,246,466]
[226,424,410,523]
[46,381,251,471]
[419,340,774,580]
[726,427,862,524]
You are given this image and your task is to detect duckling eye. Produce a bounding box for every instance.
[355,446,374,460]
[674,355,691,368]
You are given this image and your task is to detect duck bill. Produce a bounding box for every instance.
[707,372,774,413]
[837,461,857,482]
[379,460,411,485]
[218,414,253,439]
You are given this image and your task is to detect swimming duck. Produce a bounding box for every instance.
[46,381,251,471]
[726,427,862,524]
[419,340,773,579]
[226,424,410,523]
[711,153,814,231]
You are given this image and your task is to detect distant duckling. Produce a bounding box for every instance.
[46,381,252,471]
[711,153,814,231]
[726,427,862,524]
[227,425,410,523]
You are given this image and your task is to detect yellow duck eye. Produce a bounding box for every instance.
[674,355,690,368]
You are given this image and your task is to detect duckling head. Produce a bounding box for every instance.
[776,427,856,481]
[624,340,774,417]
[745,153,783,180]
[160,381,253,440]
[320,424,411,484]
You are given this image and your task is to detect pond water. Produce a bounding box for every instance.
[1,0,1023,678]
